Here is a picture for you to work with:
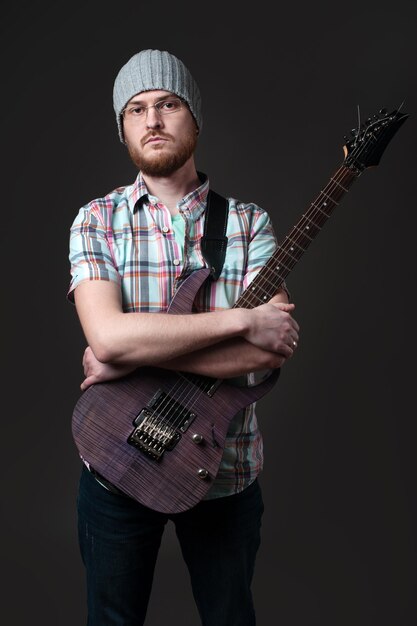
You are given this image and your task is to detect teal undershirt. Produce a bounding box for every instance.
[171,213,185,258]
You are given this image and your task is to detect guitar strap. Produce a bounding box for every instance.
[200,190,229,280]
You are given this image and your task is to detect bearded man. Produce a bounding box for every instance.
[68,48,299,626]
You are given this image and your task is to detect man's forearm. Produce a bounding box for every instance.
[78,284,297,390]
[158,337,286,378]
[74,281,249,365]
[74,281,297,368]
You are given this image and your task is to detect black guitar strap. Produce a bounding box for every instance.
[200,190,229,280]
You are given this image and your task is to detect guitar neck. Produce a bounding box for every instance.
[233,165,358,309]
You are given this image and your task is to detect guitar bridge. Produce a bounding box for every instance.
[127,390,197,461]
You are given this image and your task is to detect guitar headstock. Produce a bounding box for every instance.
[343,107,409,172]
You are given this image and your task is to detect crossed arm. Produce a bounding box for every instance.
[74,280,299,390]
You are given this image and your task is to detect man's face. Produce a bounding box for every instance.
[122,90,198,177]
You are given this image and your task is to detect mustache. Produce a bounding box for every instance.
[142,131,173,146]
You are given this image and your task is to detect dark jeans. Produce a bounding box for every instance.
[77,465,264,626]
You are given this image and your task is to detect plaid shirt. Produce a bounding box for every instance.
[68,172,279,499]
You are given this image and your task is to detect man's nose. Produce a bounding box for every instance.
[146,106,163,129]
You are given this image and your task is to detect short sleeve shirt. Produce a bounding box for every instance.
[68,172,279,498]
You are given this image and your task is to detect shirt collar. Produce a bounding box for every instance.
[126,171,210,222]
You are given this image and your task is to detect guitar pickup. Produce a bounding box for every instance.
[179,372,222,397]
[136,390,197,433]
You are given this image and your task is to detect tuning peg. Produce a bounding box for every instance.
[365,118,372,125]
[350,129,358,136]
[379,108,387,115]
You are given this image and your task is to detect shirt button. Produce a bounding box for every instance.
[173,259,180,266]
[162,226,169,233]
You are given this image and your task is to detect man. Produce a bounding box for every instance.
[68,49,299,626]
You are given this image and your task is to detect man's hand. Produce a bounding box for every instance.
[243,300,299,358]
[81,346,137,391]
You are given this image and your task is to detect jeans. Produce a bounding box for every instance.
[77,464,264,626]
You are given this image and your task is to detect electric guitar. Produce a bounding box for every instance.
[72,107,408,513]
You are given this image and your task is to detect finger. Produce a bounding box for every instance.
[82,347,89,367]
[290,318,300,332]
[271,302,295,312]
[276,344,293,358]
[289,328,299,345]
[80,376,95,391]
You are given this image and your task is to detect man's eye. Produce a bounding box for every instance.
[160,100,180,111]
[125,106,145,117]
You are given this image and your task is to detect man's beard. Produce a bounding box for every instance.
[127,131,197,177]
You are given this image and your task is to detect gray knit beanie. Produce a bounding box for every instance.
[113,49,202,143]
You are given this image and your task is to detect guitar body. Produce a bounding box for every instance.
[72,269,280,514]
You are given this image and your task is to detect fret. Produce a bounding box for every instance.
[233,165,359,312]
[272,259,294,273]
[285,235,306,253]
[330,176,348,192]
[297,216,321,239]
[278,243,302,263]
[319,198,333,209]
[320,190,339,205]
[238,276,284,307]
[311,202,331,218]
[267,264,289,285]
[261,269,287,290]
[238,291,265,308]
[302,212,322,228]
[249,281,274,301]
[316,195,336,211]
[293,225,313,242]
[304,209,327,229]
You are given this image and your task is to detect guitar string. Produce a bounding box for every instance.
[140,279,230,444]
[137,299,221,442]
[136,126,383,445]
[236,126,383,307]
[237,166,354,307]
[142,130,377,441]
[237,122,384,303]
[139,138,371,442]
[256,108,396,295]
[137,165,354,445]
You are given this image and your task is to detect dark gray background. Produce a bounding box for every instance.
[1,1,416,624]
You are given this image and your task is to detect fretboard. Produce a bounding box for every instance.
[234,165,358,309]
